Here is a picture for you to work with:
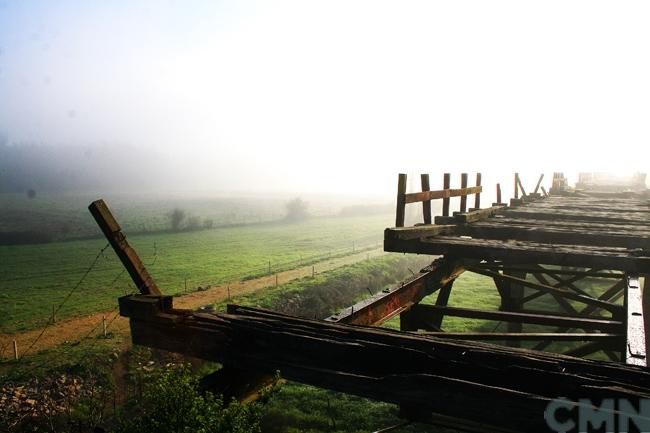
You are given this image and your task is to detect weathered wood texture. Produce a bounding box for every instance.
[88,199,161,295]
[120,297,650,433]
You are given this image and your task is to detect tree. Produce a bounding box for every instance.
[169,208,186,231]
[285,197,309,222]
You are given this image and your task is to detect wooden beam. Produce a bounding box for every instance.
[533,174,544,194]
[419,332,620,342]
[88,199,161,295]
[121,299,650,433]
[396,174,407,227]
[325,257,465,326]
[516,173,527,197]
[405,304,623,331]
[466,267,623,315]
[625,275,647,366]
[420,174,432,225]
[496,183,502,205]
[460,173,468,213]
[404,186,482,204]
[474,173,482,209]
[442,173,451,217]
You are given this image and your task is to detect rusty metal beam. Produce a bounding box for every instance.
[325,257,464,326]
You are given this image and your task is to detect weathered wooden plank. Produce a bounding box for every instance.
[419,332,620,342]
[500,207,650,225]
[462,222,650,249]
[474,173,482,209]
[626,275,647,366]
[404,304,623,331]
[89,199,161,295]
[384,235,650,273]
[420,174,432,225]
[533,174,544,194]
[442,173,451,217]
[396,174,407,227]
[384,225,458,241]
[453,205,507,224]
[404,186,482,204]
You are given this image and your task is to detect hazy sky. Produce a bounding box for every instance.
[1,1,649,194]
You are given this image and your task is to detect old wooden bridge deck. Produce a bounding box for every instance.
[90,172,650,433]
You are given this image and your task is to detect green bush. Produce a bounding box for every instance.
[116,365,262,433]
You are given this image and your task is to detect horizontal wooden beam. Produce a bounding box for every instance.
[325,257,465,326]
[405,304,623,331]
[419,332,620,342]
[405,186,482,204]
[120,298,650,433]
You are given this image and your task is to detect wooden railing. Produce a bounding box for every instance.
[395,173,484,227]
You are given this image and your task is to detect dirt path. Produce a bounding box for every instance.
[0,248,385,358]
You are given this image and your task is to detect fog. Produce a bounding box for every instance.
[1,1,649,197]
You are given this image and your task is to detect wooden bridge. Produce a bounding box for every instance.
[90,171,650,433]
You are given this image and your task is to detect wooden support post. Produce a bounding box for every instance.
[498,270,525,347]
[420,174,432,225]
[396,174,407,227]
[496,183,502,204]
[442,173,451,217]
[431,281,454,329]
[540,186,548,197]
[88,199,161,295]
[13,340,18,360]
[474,173,482,209]
[533,174,544,194]
[515,173,526,197]
[459,173,468,213]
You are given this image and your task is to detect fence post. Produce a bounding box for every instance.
[268,260,271,275]
[442,173,451,216]
[496,183,502,204]
[312,266,315,277]
[275,274,278,287]
[474,173,482,209]
[52,304,56,323]
[396,173,407,227]
[13,340,18,360]
[460,173,468,213]
[227,285,231,300]
[102,315,107,337]
[184,278,187,293]
[420,173,432,224]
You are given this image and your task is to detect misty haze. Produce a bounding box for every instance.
[1,2,650,433]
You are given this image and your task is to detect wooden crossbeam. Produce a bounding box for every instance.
[466,267,623,315]
[419,332,620,342]
[405,186,482,204]
[404,304,622,331]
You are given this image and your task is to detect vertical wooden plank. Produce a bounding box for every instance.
[533,174,544,194]
[396,174,407,227]
[88,199,161,295]
[420,174,432,225]
[474,173,482,209]
[459,173,468,213]
[514,173,519,199]
[442,173,451,217]
[431,281,454,330]
[496,183,502,204]
[516,173,527,197]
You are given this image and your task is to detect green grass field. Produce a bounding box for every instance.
[0,214,390,333]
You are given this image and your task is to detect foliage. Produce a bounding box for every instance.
[169,208,186,231]
[116,365,262,433]
[285,197,309,221]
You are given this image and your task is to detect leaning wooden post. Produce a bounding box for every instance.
[514,173,519,199]
[396,174,407,227]
[88,200,161,295]
[474,173,482,209]
[420,174,432,225]
[442,173,451,217]
[533,173,544,194]
[459,173,468,213]
[496,183,502,204]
